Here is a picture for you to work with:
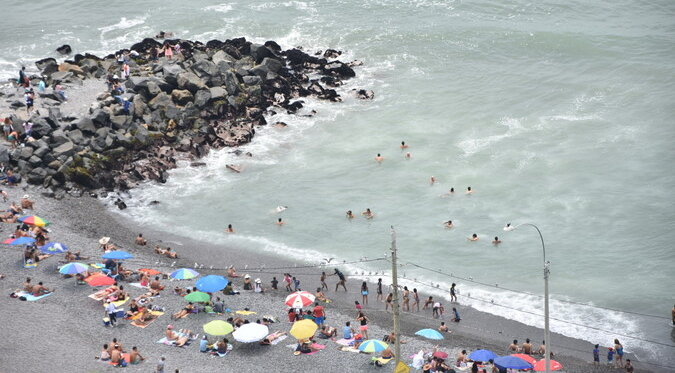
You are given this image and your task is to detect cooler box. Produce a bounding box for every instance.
[103,317,110,326]
[115,309,125,318]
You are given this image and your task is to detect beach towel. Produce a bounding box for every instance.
[128,282,148,289]
[311,343,326,350]
[24,262,38,268]
[269,335,287,345]
[336,338,355,346]
[156,332,194,347]
[131,312,163,328]
[16,291,52,301]
[105,353,131,366]
[236,310,256,315]
[102,298,128,308]
[90,263,104,269]
[338,346,362,353]
[372,356,394,366]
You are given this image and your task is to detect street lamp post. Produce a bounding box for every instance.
[504,223,551,373]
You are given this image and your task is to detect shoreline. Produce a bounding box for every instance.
[0,186,656,372]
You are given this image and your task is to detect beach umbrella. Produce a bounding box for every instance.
[358,339,388,353]
[232,323,268,343]
[469,349,498,362]
[102,250,133,260]
[285,291,315,308]
[3,237,36,245]
[85,273,115,287]
[59,262,89,275]
[511,354,537,365]
[196,275,228,293]
[290,319,318,340]
[17,215,50,227]
[414,328,444,340]
[40,242,69,254]
[203,320,234,336]
[139,268,162,276]
[170,268,200,280]
[433,351,449,360]
[533,359,563,371]
[184,291,211,303]
[494,355,533,370]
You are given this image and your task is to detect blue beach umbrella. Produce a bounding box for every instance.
[59,262,89,275]
[196,275,229,293]
[469,349,498,362]
[170,268,200,280]
[494,355,533,370]
[102,250,133,260]
[3,236,36,245]
[40,242,69,254]
[414,328,444,340]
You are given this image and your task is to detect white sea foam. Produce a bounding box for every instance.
[203,4,234,13]
[97,16,148,34]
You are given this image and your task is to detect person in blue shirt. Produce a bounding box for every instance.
[199,336,210,352]
[343,321,354,339]
[451,307,461,322]
[607,347,614,367]
[593,344,600,367]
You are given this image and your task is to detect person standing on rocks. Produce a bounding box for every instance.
[18,66,27,88]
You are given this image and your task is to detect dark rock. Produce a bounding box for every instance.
[130,38,162,53]
[35,57,58,75]
[194,90,211,108]
[171,89,194,106]
[10,100,25,108]
[90,108,111,127]
[243,75,261,86]
[27,155,43,168]
[149,92,172,110]
[162,64,184,86]
[209,86,227,101]
[19,147,34,160]
[352,89,375,100]
[56,44,72,55]
[27,167,48,184]
[191,58,218,79]
[322,61,355,78]
[50,71,75,83]
[223,71,240,95]
[177,72,207,93]
[260,57,283,73]
[30,118,53,139]
[73,117,97,136]
[34,146,50,159]
[53,141,75,158]
[0,144,10,164]
[264,40,282,53]
[323,49,342,59]
[110,115,132,131]
[66,129,85,145]
[115,198,127,210]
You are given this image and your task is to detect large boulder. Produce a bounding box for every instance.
[90,107,111,127]
[223,71,240,95]
[27,167,48,185]
[162,64,185,86]
[58,62,85,77]
[30,118,54,139]
[322,61,355,78]
[209,86,227,101]
[19,146,34,160]
[52,141,76,158]
[149,92,172,110]
[66,129,85,145]
[0,144,10,164]
[56,44,72,55]
[132,95,148,118]
[194,90,211,108]
[73,117,97,136]
[212,50,235,67]
[171,89,193,106]
[35,58,58,75]
[260,57,283,73]
[50,71,75,83]
[177,72,207,93]
[191,58,218,79]
[78,58,99,74]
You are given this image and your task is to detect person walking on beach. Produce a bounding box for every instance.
[284,273,292,291]
[293,276,300,291]
[356,311,369,339]
[320,272,328,290]
[332,268,347,292]
[376,278,383,302]
[450,283,457,302]
[18,66,27,88]
[412,288,420,312]
[423,296,434,310]
[105,300,117,327]
[385,293,393,311]
[313,302,325,327]
[614,339,625,369]
[402,286,410,312]
[361,281,369,305]
[156,356,165,373]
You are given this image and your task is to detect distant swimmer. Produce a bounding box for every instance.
[466,186,473,194]
[270,206,288,214]
[430,176,436,184]
[492,236,501,244]
[467,233,479,241]
[400,141,408,150]
[444,220,453,228]
[225,224,235,234]
[405,152,411,158]
[277,218,284,226]
[440,187,454,198]
[449,187,454,194]
[375,153,384,163]
[362,208,374,219]
[346,210,355,219]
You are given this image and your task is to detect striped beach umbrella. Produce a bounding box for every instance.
[285,291,315,308]
[59,262,89,275]
[358,339,388,353]
[170,268,200,280]
[17,215,50,227]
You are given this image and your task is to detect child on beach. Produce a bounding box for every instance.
[271,277,278,290]
[293,277,300,291]
[284,274,292,291]
[607,347,614,367]
[593,344,600,367]
[354,301,362,310]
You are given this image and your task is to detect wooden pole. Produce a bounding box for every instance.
[390,226,401,366]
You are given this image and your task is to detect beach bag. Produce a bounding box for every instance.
[19,296,27,301]
[102,317,110,326]
[119,359,127,367]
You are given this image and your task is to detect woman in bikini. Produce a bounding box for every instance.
[412,288,420,312]
[402,286,410,312]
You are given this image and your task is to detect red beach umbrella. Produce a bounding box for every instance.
[285,291,315,308]
[85,273,115,287]
[533,359,563,371]
[139,268,162,276]
[511,354,537,365]
[433,351,449,360]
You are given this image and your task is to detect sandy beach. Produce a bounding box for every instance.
[0,184,655,373]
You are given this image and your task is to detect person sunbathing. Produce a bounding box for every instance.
[174,287,187,296]
[317,325,337,339]
[20,195,34,210]
[315,288,328,302]
[163,247,178,259]
[260,331,287,345]
[110,345,122,365]
[296,341,320,354]
[150,276,165,291]
[23,277,32,292]
[125,300,141,318]
[153,245,163,254]
[171,302,195,319]
[97,344,110,361]
[93,285,119,299]
[129,346,145,364]
[31,282,51,296]
[165,325,195,347]
[14,225,25,238]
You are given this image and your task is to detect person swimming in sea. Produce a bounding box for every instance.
[405,152,411,158]
[225,224,235,233]
[492,236,501,244]
[400,141,408,150]
[362,208,374,219]
[467,233,478,241]
[444,220,453,228]
[430,176,436,185]
[466,186,473,194]
[277,218,284,226]
[375,153,384,162]
[346,210,355,219]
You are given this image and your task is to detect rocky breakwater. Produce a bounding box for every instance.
[3,37,372,197]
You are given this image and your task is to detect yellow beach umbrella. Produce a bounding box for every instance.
[290,319,318,340]
[203,320,234,336]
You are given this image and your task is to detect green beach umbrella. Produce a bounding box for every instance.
[203,320,234,336]
[184,291,210,303]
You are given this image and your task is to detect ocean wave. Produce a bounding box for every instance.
[203,4,235,13]
[97,16,148,34]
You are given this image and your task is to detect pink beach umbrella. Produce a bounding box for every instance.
[511,354,537,365]
[533,359,563,371]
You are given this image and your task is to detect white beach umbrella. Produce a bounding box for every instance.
[232,323,269,343]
